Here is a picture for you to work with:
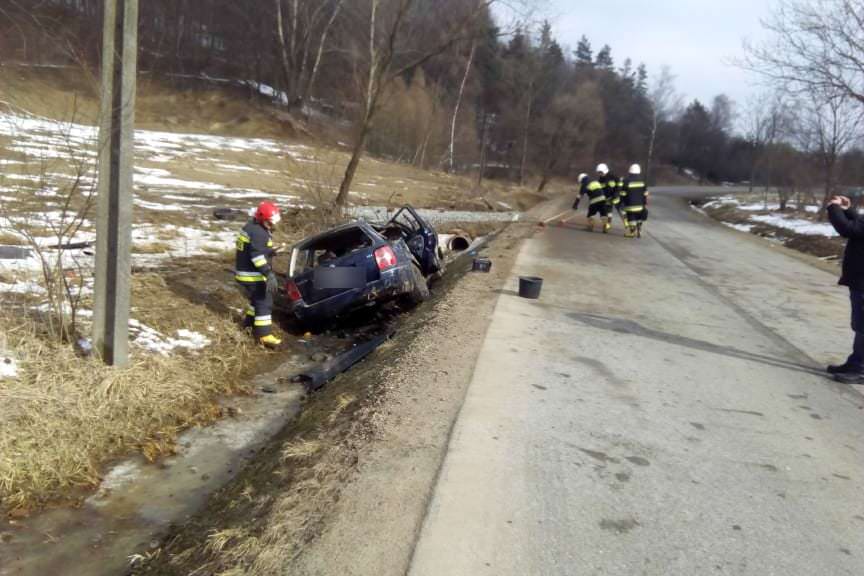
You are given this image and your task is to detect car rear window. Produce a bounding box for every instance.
[295,227,374,273]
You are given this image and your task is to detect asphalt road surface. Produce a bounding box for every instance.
[408,188,864,576]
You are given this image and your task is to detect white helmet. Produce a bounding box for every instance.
[629,163,642,175]
[577,173,588,183]
[596,163,609,175]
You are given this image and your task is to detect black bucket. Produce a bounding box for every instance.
[518,276,543,299]
[472,257,492,273]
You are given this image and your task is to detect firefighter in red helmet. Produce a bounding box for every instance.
[235,201,282,347]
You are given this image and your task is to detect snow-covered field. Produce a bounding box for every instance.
[0,111,319,358]
[701,195,837,238]
[0,110,519,359]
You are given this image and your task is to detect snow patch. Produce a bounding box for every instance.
[749,214,838,238]
[0,281,46,295]
[0,355,18,379]
[129,320,212,355]
[723,222,754,233]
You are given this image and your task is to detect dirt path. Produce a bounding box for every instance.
[131,222,537,576]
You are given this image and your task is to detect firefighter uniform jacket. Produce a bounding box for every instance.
[235,219,275,283]
[601,173,621,206]
[582,178,607,206]
[620,177,649,208]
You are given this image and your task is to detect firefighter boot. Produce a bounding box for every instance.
[636,222,643,238]
[586,217,595,232]
[624,225,635,238]
[603,217,612,233]
[259,334,283,348]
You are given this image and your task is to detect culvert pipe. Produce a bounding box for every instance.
[438,234,472,254]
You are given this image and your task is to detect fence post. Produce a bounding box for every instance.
[93,0,139,366]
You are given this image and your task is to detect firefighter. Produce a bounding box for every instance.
[595,163,616,233]
[581,168,610,232]
[619,163,649,238]
[603,164,622,225]
[235,201,282,347]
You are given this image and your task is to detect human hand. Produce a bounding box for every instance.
[829,196,844,207]
[266,271,279,296]
[839,196,852,210]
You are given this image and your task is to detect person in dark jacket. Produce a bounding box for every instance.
[619,163,649,238]
[581,167,611,232]
[236,201,282,347]
[827,195,864,383]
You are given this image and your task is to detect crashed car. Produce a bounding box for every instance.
[282,206,445,325]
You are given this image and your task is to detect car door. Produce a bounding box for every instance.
[387,206,441,275]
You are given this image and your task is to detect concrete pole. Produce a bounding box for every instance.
[93,0,138,366]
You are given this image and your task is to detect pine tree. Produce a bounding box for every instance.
[636,63,649,95]
[575,35,593,67]
[595,44,614,70]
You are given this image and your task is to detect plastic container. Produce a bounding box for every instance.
[518,276,543,299]
[472,257,492,273]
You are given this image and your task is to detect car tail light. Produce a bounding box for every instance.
[285,280,302,301]
[374,246,398,270]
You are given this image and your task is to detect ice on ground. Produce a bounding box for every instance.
[135,199,185,212]
[0,355,17,379]
[703,196,822,214]
[129,320,212,355]
[749,214,838,237]
[0,281,46,295]
[2,111,288,168]
[723,222,754,233]
[97,461,142,492]
[132,224,234,258]
[135,172,228,191]
[217,163,256,172]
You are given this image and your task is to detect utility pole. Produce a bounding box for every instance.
[93,0,139,366]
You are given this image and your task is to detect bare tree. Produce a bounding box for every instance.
[533,83,604,193]
[334,0,495,207]
[0,111,97,342]
[743,0,864,106]
[646,65,682,184]
[447,40,476,173]
[742,91,788,194]
[795,90,864,213]
[275,0,345,109]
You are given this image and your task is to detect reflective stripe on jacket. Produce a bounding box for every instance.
[620,178,649,208]
[235,219,274,283]
[583,179,607,204]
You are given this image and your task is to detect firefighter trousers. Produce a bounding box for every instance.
[239,281,273,337]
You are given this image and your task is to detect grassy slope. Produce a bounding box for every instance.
[0,65,546,513]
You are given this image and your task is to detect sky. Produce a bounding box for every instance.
[495,0,776,111]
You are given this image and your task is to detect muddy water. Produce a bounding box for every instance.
[0,361,306,576]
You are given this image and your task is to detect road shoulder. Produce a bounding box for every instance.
[133,222,537,576]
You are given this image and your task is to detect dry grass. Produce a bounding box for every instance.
[280,440,322,462]
[0,232,26,246]
[0,279,261,512]
[133,241,173,255]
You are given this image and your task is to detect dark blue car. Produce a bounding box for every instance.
[283,206,444,325]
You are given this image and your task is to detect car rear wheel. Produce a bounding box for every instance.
[402,262,430,307]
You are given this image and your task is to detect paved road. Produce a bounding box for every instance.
[408,188,864,576]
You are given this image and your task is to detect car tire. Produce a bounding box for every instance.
[403,262,430,307]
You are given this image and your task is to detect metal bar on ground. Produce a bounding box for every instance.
[93,0,139,366]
